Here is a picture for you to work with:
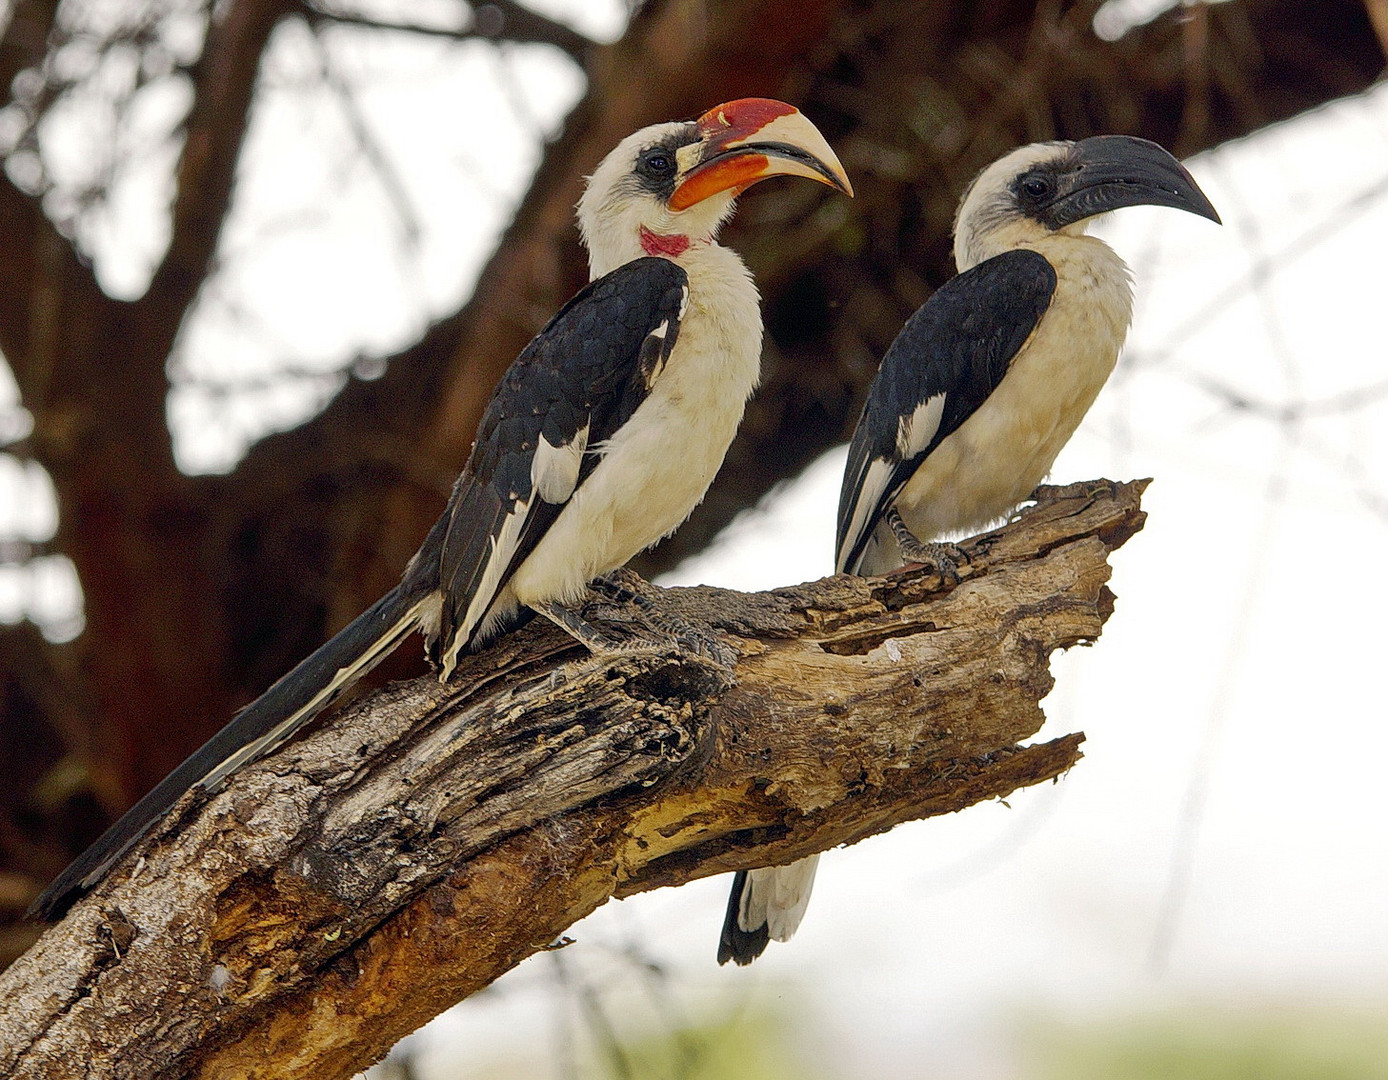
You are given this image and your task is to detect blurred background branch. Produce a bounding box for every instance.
[0,0,1386,1074]
[299,0,596,62]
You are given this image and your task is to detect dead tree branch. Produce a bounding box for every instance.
[0,479,1145,1080]
[300,0,595,64]
[142,0,294,362]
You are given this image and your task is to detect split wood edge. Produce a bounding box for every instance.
[0,478,1148,1080]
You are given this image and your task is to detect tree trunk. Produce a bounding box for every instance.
[0,479,1144,1080]
[3,0,1381,958]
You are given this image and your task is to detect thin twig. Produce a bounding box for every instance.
[300,0,593,64]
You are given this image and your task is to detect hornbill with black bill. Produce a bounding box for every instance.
[717,135,1219,966]
[32,99,852,922]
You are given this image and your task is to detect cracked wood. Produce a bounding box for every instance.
[0,479,1146,1080]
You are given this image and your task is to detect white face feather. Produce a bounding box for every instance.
[577,122,737,279]
[953,141,1081,270]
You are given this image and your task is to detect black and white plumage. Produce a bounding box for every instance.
[719,135,1219,967]
[839,134,1219,576]
[31,98,851,922]
[835,248,1056,576]
[432,258,691,672]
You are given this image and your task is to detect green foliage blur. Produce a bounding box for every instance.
[374,994,1388,1079]
[371,1003,829,1080]
[588,1008,829,1080]
[1031,1007,1388,1080]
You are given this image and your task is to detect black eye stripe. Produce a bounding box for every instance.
[1019,172,1054,199]
[634,126,699,200]
[638,148,676,178]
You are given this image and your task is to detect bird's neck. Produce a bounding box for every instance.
[958,226,1135,337]
[955,217,1047,270]
[1036,232,1134,331]
[639,226,691,259]
[587,229,722,281]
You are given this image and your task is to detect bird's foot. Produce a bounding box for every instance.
[636,606,737,667]
[591,566,652,605]
[536,584,735,667]
[590,569,737,666]
[532,599,633,654]
[887,508,969,584]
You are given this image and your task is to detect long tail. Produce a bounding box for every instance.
[29,581,435,921]
[717,854,820,965]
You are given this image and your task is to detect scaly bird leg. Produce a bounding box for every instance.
[531,598,637,654]
[886,507,969,584]
[591,567,736,665]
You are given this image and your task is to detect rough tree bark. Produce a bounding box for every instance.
[2,0,1381,963]
[0,479,1144,1079]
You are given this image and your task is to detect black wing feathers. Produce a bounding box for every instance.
[434,257,688,657]
[31,260,688,921]
[837,249,1056,573]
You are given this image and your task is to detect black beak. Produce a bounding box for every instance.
[1045,135,1221,228]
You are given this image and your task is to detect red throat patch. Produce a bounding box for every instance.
[640,227,690,258]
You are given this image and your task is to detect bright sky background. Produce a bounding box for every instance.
[384,81,1388,1078]
[3,1,1388,1076]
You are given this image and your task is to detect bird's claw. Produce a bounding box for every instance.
[672,626,738,667]
[591,566,649,605]
[542,575,736,666]
[896,542,969,584]
[534,599,630,654]
[627,600,737,667]
[886,508,969,584]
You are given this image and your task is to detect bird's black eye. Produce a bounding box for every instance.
[637,148,676,179]
[1018,171,1054,202]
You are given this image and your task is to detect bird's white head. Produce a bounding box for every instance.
[578,98,853,279]
[953,135,1220,271]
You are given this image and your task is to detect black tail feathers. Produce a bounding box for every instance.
[28,582,428,921]
[717,870,771,966]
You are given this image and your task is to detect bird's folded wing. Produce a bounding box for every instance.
[434,257,690,666]
[836,249,1057,574]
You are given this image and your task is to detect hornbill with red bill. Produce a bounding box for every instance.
[717,136,1219,966]
[31,99,852,922]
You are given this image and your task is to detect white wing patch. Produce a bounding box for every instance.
[837,455,896,574]
[442,498,532,678]
[839,395,946,574]
[896,393,946,459]
[531,422,589,504]
[642,319,676,387]
[446,418,591,675]
[638,288,686,390]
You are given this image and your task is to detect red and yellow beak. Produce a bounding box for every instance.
[668,98,853,212]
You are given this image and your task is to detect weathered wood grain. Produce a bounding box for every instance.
[0,479,1146,1080]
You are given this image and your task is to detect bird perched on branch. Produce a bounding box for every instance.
[32,99,852,922]
[718,135,1219,966]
